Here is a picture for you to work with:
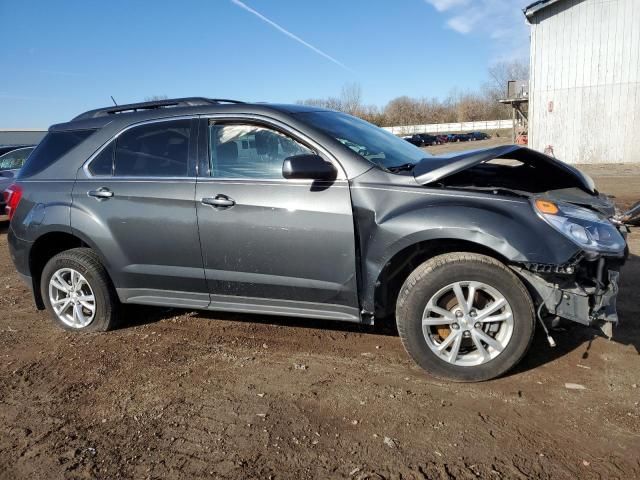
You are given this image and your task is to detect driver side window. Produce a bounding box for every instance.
[208,123,311,179]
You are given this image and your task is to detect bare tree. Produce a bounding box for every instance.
[144,95,169,102]
[340,82,363,116]
[485,60,529,100]
[296,63,527,127]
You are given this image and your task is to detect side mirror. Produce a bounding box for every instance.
[282,154,337,181]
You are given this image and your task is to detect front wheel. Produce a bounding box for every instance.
[396,253,535,382]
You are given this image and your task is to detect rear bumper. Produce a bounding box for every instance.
[8,225,32,278]
[8,226,42,309]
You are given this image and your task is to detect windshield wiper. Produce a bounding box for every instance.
[387,163,416,173]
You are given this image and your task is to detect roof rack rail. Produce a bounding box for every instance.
[72,97,245,121]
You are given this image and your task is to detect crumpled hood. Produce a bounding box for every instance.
[413,145,596,194]
[543,188,617,217]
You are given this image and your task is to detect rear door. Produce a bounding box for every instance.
[195,117,360,320]
[72,118,208,307]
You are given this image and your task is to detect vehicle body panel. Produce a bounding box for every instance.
[348,167,585,314]
[69,117,208,307]
[412,145,595,192]
[196,177,360,319]
[194,116,360,319]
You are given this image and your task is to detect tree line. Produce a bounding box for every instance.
[297,60,528,127]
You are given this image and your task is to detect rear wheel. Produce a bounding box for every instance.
[41,248,119,332]
[396,253,535,382]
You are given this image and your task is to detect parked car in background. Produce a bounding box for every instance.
[0,145,31,157]
[0,146,34,211]
[415,133,439,146]
[4,97,628,382]
[403,135,424,147]
[436,135,449,144]
[403,134,440,147]
[469,132,490,141]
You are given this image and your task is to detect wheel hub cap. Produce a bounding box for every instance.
[48,268,96,328]
[421,281,514,367]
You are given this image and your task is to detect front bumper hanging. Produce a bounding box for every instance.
[514,256,623,336]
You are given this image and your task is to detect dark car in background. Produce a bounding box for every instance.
[403,133,439,147]
[469,132,490,141]
[415,133,439,146]
[402,134,424,146]
[4,97,628,382]
[454,133,473,142]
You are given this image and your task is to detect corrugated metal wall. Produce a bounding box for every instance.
[529,0,640,164]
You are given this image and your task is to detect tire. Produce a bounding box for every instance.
[41,248,119,332]
[396,253,535,382]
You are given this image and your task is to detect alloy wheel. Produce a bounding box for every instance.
[48,268,96,328]
[422,281,514,366]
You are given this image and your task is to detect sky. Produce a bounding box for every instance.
[0,0,531,129]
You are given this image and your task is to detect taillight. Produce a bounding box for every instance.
[3,183,23,221]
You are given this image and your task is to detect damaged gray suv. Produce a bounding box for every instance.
[5,98,629,381]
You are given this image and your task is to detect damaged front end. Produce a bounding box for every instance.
[514,254,624,340]
[518,195,628,339]
[412,145,630,340]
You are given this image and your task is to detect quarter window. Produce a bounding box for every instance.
[208,123,311,179]
[113,120,191,177]
[88,143,114,176]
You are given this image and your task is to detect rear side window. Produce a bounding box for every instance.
[18,130,95,178]
[113,120,191,177]
[88,143,114,176]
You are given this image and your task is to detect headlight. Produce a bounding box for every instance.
[533,198,625,253]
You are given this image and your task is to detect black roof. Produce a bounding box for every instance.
[51,97,331,132]
[72,97,245,121]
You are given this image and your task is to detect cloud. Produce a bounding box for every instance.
[426,0,530,37]
[426,0,470,12]
[425,0,531,60]
[446,15,478,34]
[230,0,353,73]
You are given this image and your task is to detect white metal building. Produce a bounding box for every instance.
[525,0,640,164]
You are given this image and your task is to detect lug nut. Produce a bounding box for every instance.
[463,330,471,337]
[469,310,477,317]
[474,322,481,329]
[451,323,460,330]
[455,310,463,318]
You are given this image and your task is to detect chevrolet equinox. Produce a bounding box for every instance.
[5,97,628,381]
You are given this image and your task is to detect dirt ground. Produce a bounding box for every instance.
[1,159,639,479]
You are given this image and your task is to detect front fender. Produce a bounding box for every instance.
[351,185,580,313]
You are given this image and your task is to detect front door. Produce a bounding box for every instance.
[195,118,359,320]
[72,118,209,308]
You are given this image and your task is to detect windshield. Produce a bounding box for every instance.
[296,111,430,170]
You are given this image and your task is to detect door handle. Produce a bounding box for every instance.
[201,195,235,208]
[88,187,114,199]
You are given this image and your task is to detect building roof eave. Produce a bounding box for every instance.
[523,0,567,22]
